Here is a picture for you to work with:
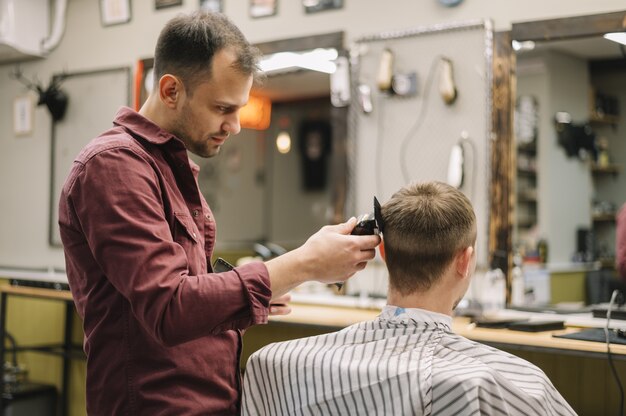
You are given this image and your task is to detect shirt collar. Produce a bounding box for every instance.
[112,107,200,174]
[380,305,452,330]
[112,106,181,146]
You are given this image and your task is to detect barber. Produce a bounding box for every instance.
[58,11,379,415]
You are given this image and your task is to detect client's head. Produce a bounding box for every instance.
[382,181,476,310]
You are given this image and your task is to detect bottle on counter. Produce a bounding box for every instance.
[510,265,525,307]
[537,238,548,264]
[482,268,506,313]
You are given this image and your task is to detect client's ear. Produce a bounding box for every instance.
[455,246,474,279]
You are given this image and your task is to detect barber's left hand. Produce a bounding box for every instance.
[269,293,291,316]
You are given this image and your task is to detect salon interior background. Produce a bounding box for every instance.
[1,2,626,416]
[1,0,625,269]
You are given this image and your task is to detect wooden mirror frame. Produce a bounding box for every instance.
[492,10,626,301]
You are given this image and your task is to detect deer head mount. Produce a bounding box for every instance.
[10,66,69,122]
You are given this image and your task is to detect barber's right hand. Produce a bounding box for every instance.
[299,217,381,285]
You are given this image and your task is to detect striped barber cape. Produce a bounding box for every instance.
[242,305,576,415]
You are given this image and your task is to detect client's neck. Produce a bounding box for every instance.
[387,277,457,316]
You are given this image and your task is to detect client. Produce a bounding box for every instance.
[242,181,575,415]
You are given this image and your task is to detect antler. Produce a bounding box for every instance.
[10,66,43,93]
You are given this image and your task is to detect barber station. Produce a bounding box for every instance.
[1,1,626,415]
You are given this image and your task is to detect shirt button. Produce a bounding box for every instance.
[193,209,199,218]
[205,214,211,220]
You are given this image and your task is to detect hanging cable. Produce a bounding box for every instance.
[4,331,18,367]
[605,289,624,416]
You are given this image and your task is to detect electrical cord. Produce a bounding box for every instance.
[4,331,18,367]
[605,289,624,416]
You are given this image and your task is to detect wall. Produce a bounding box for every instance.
[1,0,626,270]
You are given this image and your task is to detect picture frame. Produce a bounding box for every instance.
[303,0,343,14]
[100,0,131,26]
[155,0,183,9]
[250,0,277,18]
[199,0,223,13]
[13,95,34,137]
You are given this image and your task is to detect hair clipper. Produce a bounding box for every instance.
[336,206,381,290]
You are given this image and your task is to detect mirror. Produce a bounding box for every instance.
[191,33,347,253]
[511,12,626,272]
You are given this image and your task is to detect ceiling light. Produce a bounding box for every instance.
[512,40,536,52]
[260,48,338,75]
[604,32,626,46]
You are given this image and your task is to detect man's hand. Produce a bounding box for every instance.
[269,293,291,316]
[265,218,381,298]
[300,217,380,284]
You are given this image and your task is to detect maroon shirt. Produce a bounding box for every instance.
[59,107,272,415]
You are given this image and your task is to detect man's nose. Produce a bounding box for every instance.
[223,112,241,135]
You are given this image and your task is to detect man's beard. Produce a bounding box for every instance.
[171,110,219,158]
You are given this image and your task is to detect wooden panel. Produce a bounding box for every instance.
[512,11,626,42]
[0,284,73,301]
[242,322,334,371]
[579,357,609,415]
[490,31,515,300]
[330,105,348,223]
[502,347,624,416]
[551,353,582,411]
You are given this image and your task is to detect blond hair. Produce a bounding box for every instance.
[382,181,476,294]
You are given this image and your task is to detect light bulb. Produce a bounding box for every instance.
[276,131,291,154]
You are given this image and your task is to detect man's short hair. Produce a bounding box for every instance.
[153,12,261,95]
[382,181,476,294]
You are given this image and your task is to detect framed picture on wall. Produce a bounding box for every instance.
[155,0,183,10]
[250,0,277,18]
[303,0,343,14]
[100,0,131,26]
[200,0,222,13]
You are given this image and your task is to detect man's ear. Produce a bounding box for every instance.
[455,246,474,279]
[159,74,183,108]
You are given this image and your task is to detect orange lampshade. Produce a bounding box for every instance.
[240,94,272,130]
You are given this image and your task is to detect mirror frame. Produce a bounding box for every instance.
[493,10,626,300]
[490,30,514,291]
